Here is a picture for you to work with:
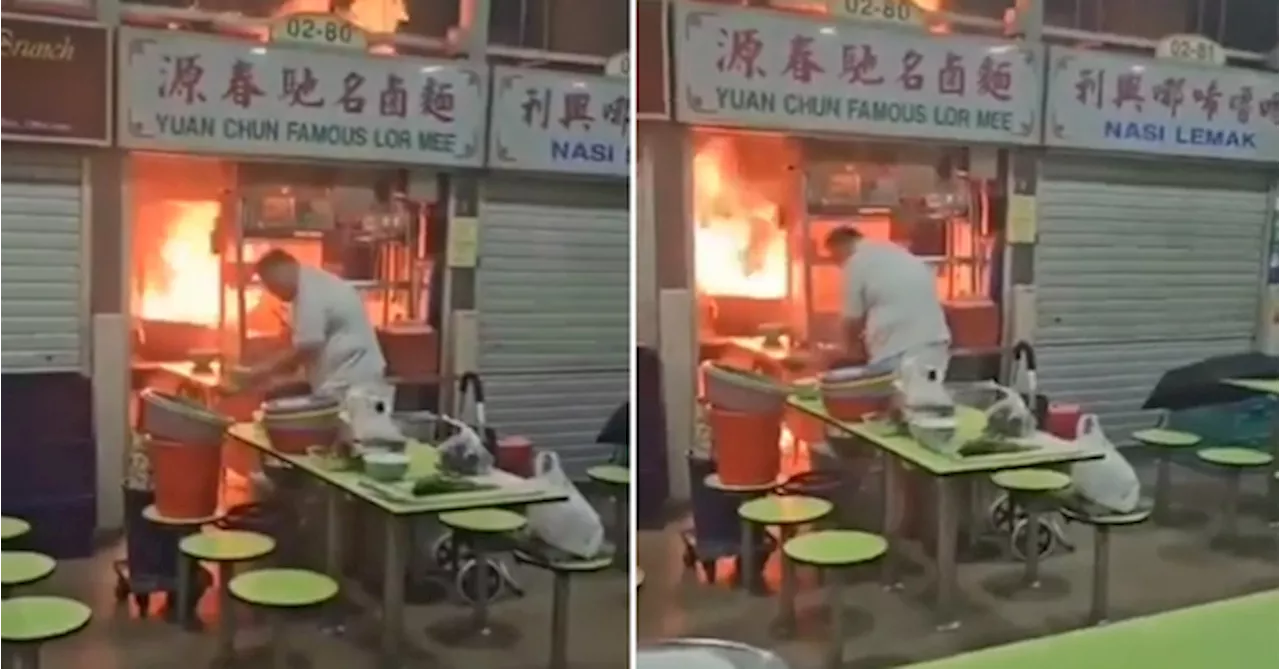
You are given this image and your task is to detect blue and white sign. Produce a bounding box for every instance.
[1044,47,1278,162]
[488,66,628,178]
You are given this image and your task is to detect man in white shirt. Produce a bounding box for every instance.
[243,249,390,399]
[825,226,952,377]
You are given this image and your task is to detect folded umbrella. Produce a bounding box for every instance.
[1142,352,1279,411]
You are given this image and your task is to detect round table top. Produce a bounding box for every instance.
[1,517,31,541]
[738,494,833,526]
[991,469,1073,494]
[180,530,276,563]
[783,530,888,567]
[229,569,338,608]
[0,597,92,643]
[514,549,614,572]
[704,474,778,494]
[586,465,630,487]
[1,552,56,587]
[1197,447,1274,468]
[142,505,224,527]
[1132,428,1201,448]
[439,508,527,534]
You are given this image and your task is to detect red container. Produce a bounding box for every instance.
[944,301,1001,350]
[148,437,221,520]
[1046,403,1083,440]
[377,324,439,380]
[821,395,890,423]
[497,435,535,478]
[708,406,781,487]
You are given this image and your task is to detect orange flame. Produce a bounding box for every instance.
[693,138,789,299]
[137,202,224,326]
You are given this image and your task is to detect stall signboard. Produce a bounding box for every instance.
[1044,47,1278,163]
[488,66,629,178]
[673,4,1042,144]
[118,27,487,167]
[2,16,110,145]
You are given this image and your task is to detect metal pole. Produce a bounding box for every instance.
[549,573,571,669]
[1089,527,1110,625]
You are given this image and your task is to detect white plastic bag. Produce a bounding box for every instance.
[436,419,495,476]
[983,387,1037,439]
[1070,414,1141,513]
[525,451,605,558]
[341,383,405,444]
[895,356,955,413]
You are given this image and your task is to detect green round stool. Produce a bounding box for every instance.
[1,517,31,542]
[783,531,888,669]
[514,549,614,669]
[1,596,92,669]
[990,469,1072,590]
[229,569,338,669]
[1060,503,1153,625]
[180,530,276,664]
[1,552,56,598]
[586,464,630,570]
[438,508,527,645]
[1196,447,1275,543]
[1133,427,1200,522]
[142,504,224,629]
[738,494,833,637]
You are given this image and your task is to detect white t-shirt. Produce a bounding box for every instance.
[842,240,951,364]
[292,266,387,393]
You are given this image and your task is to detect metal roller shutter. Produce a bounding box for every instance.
[1034,156,1271,438]
[476,179,629,475]
[1,148,86,374]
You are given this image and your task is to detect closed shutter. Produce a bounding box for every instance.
[476,178,629,476]
[1034,156,1270,437]
[1,148,86,374]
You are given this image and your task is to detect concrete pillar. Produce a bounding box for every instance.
[458,0,491,59]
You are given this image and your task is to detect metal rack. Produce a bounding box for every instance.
[215,182,430,363]
[796,165,995,349]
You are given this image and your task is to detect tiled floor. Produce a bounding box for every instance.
[636,465,1278,668]
[20,545,630,669]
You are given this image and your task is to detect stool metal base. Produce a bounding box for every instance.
[426,618,521,650]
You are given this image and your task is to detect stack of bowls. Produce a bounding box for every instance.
[260,395,343,455]
[703,364,789,415]
[140,388,232,447]
[819,367,896,422]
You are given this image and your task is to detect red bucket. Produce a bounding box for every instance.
[497,436,535,478]
[709,406,781,487]
[148,436,221,520]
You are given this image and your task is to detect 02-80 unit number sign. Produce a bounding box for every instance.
[270,12,367,50]
[831,0,923,26]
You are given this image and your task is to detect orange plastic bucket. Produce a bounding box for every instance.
[148,436,222,520]
[709,406,781,487]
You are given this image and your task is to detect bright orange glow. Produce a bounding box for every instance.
[693,137,789,299]
[137,202,225,326]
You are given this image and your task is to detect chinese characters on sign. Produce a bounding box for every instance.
[674,5,1041,144]
[118,27,486,166]
[1046,48,1277,162]
[489,66,628,177]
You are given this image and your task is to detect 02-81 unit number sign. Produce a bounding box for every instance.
[270,12,367,51]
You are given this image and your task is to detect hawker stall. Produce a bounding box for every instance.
[654,1,1044,497]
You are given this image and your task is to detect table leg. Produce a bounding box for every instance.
[880,457,902,590]
[1220,471,1241,542]
[1089,527,1110,625]
[324,489,344,577]
[774,525,797,637]
[380,517,409,667]
[216,562,236,663]
[1153,455,1172,522]
[613,491,628,571]
[933,477,960,631]
[549,573,570,669]
[472,545,491,634]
